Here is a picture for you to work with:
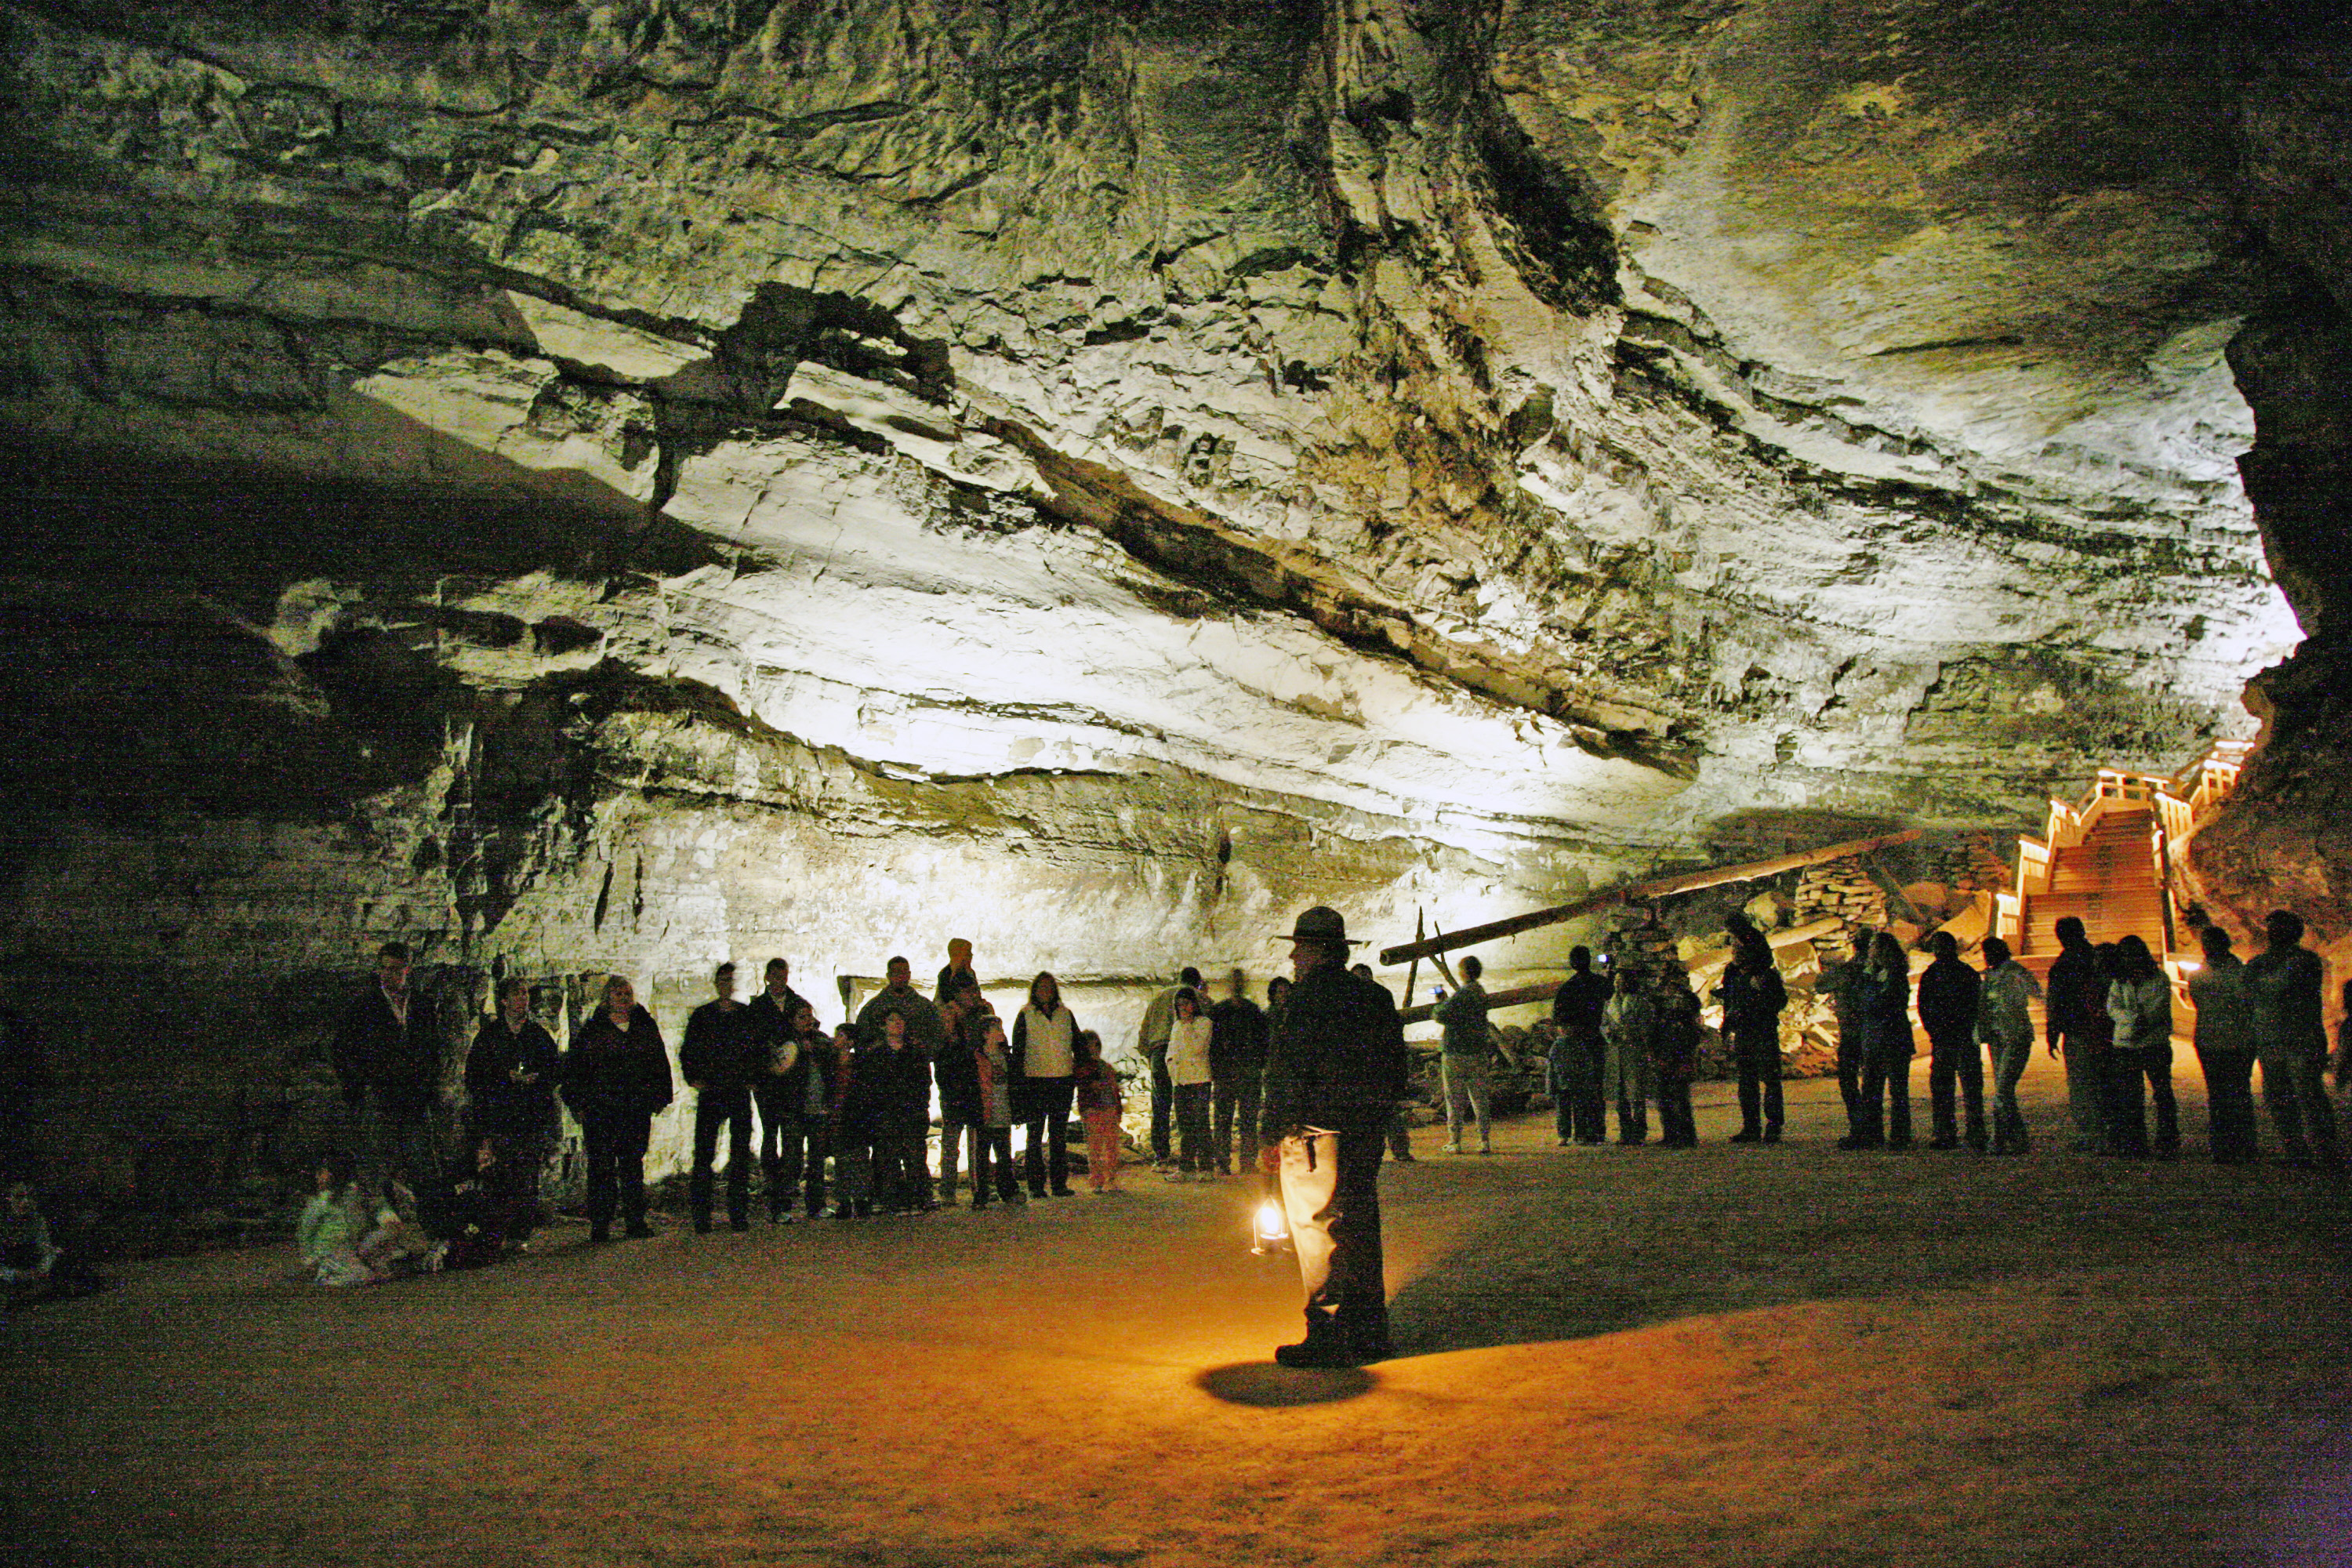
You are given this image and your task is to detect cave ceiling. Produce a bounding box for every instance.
[0,0,2317,916]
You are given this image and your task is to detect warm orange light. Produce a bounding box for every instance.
[1251,1200,1291,1257]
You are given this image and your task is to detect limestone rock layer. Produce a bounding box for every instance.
[0,0,2343,1181]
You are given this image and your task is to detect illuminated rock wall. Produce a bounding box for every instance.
[0,0,2336,1193]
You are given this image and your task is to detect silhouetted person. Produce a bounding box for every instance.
[934,938,975,1007]
[856,957,946,1206]
[1917,931,1985,1152]
[683,962,764,1232]
[1258,907,1408,1368]
[1715,931,1788,1143]
[2244,910,2341,1171]
[562,976,673,1242]
[2187,924,2258,1163]
[1976,937,2043,1156]
[1549,947,1612,1145]
[1849,932,1915,1149]
[1209,968,1269,1176]
[332,941,445,1193]
[464,977,558,1218]
[2103,935,2172,1158]
[746,958,811,1222]
[1826,930,1875,1145]
[1650,964,1703,1147]
[2044,916,2111,1152]
[770,1000,837,1221]
[1356,964,1417,1162]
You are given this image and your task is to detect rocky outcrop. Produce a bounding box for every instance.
[0,0,2339,1195]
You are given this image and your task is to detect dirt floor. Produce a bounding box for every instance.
[5,1051,2350,1568]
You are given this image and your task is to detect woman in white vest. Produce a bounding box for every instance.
[1012,973,1083,1198]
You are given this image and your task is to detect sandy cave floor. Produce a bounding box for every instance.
[5,1054,2351,1568]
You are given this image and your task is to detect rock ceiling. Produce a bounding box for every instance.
[0,0,2340,988]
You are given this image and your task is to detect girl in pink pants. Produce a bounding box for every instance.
[1074,1032,1125,1192]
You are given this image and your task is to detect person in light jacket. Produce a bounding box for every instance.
[1602,963,1658,1145]
[2187,924,2258,1163]
[1433,956,1496,1154]
[1012,972,1082,1198]
[2103,935,2173,1159]
[1975,938,2044,1156]
[1163,989,1215,1179]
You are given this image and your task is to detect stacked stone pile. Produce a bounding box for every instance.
[1795,857,1889,931]
[1911,832,2014,896]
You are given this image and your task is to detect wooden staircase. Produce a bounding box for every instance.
[2015,808,2168,963]
[1995,742,2253,977]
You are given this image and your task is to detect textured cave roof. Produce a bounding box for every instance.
[0,0,2309,861]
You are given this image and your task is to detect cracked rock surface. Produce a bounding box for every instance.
[0,0,2341,1178]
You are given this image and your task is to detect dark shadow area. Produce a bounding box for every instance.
[1379,1131,2352,1359]
[1196,1362,1376,1406]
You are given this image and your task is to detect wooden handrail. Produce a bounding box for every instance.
[1377,827,1923,966]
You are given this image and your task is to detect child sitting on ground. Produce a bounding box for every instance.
[298,1153,379,1287]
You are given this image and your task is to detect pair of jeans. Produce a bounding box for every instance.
[2060,1038,2109,1151]
[1988,1034,2033,1154]
[2104,1049,2150,1156]
[1279,1126,1389,1355]
[1653,1075,1696,1146]
[1023,1077,1076,1194]
[938,1116,974,1198]
[1857,1048,1913,1146]
[753,1080,802,1214]
[1837,1032,1867,1139]
[1731,1029,1780,1138]
[967,1127,1018,1204]
[1212,1075,1263,1173]
[1554,1036,1606,1142]
[581,1112,652,1234]
[1383,1106,1414,1159]
[1606,1038,1653,1141]
[1149,1056,1174,1163]
[1926,1028,1986,1149]
[2196,1046,2259,1162]
[772,1112,829,1217]
[690,1085,753,1227]
[2259,1046,2342,1165]
[355,1085,444,1198]
[1442,1054,1492,1147]
[1173,1082,1214,1171]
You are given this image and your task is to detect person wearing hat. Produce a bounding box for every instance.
[1255,906,1410,1368]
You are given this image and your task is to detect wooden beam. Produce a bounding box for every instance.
[1376,826,1924,965]
[1401,980,1562,1026]
[1398,915,1851,1025]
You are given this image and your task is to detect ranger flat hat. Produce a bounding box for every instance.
[1279,906,1363,947]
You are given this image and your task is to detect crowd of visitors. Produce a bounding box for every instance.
[2,894,2344,1302]
[282,939,1325,1283]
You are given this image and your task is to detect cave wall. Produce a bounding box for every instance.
[2180,1,2352,969]
[0,0,2336,1201]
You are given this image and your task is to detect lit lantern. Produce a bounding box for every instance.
[1250,1197,1292,1258]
